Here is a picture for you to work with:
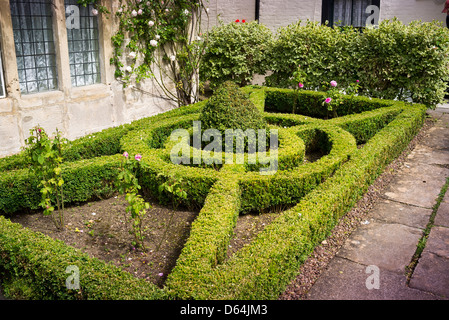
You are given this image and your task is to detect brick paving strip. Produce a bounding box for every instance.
[305,105,449,300]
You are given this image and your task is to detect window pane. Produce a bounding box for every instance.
[333,0,372,27]
[10,0,58,94]
[65,0,101,87]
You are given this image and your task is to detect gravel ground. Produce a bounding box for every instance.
[279,116,435,300]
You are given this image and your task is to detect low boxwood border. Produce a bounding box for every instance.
[0,215,165,300]
[164,101,427,299]
[0,86,427,300]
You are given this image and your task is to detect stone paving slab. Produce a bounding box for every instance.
[369,199,432,229]
[409,251,449,299]
[306,257,440,300]
[406,145,449,166]
[420,126,449,150]
[336,222,423,274]
[435,203,449,228]
[425,226,449,259]
[382,163,449,208]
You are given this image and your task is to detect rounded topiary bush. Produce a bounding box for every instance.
[199,81,266,133]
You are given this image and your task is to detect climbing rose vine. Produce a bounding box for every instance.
[78,0,209,107]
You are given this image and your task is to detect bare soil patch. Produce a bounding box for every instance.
[9,195,198,288]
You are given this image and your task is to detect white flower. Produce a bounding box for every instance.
[131,10,137,16]
[206,8,210,13]
[148,20,154,27]
[150,39,158,47]
[117,7,123,13]
[137,9,143,15]
[155,34,160,40]
[170,55,176,62]
[184,9,189,15]
[126,66,132,72]
[196,36,202,41]
[91,8,98,16]
[129,51,137,59]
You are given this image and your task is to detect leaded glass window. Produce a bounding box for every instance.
[65,0,101,87]
[10,0,58,94]
[321,0,380,28]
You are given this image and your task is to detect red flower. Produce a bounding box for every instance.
[242,19,246,23]
[235,19,240,22]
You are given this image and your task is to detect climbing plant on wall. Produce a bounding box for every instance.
[78,0,209,107]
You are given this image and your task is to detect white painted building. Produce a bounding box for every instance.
[0,0,447,157]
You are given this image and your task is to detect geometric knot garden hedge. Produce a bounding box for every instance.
[0,85,427,299]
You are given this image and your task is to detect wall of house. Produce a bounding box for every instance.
[207,0,447,31]
[0,0,175,157]
[1,0,447,157]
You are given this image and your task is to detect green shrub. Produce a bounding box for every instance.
[199,81,266,133]
[266,19,449,108]
[200,20,273,89]
[265,20,358,90]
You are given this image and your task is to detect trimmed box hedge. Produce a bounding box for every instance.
[0,86,426,300]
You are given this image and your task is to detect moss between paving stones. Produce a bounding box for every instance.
[0,86,426,300]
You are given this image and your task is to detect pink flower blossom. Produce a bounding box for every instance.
[135,154,142,161]
[298,83,304,88]
[91,8,98,16]
[123,151,129,158]
[131,10,137,16]
[325,98,332,103]
[137,9,143,15]
[356,80,360,83]
[158,273,164,277]
[330,80,337,87]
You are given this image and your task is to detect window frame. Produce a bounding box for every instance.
[0,49,6,99]
[321,0,380,27]
[10,0,60,95]
[64,0,102,88]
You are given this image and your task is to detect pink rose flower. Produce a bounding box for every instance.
[298,83,304,88]
[356,80,360,83]
[135,154,142,161]
[330,80,337,87]
[325,98,332,103]
[123,151,129,158]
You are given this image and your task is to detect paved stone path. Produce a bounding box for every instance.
[306,105,449,300]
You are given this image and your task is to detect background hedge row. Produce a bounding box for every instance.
[201,19,449,108]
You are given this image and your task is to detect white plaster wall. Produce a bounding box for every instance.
[259,0,322,31]
[1,0,447,157]
[380,0,446,25]
[206,0,256,26]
